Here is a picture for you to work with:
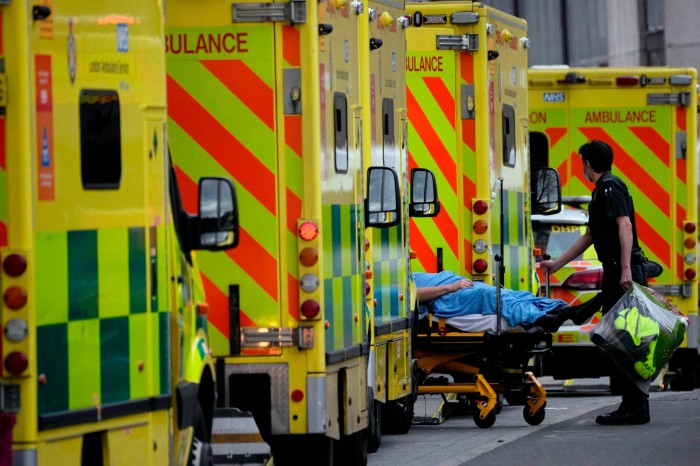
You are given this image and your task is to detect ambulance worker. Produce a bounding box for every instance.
[541,139,650,425]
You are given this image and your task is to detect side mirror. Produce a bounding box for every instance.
[409,168,440,217]
[532,168,562,215]
[365,166,400,228]
[198,177,239,250]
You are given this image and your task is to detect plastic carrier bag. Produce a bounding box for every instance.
[590,283,688,393]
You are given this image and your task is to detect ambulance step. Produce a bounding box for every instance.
[211,408,271,466]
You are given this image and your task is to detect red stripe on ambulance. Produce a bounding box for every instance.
[175,163,279,299]
[628,126,670,168]
[407,88,457,193]
[636,215,671,269]
[579,127,670,218]
[201,59,274,131]
[410,222,437,273]
[545,127,567,148]
[422,76,455,130]
[167,75,277,215]
[282,26,300,67]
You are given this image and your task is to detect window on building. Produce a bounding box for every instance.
[80,90,122,189]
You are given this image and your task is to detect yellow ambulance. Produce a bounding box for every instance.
[0,2,238,464]
[529,66,699,389]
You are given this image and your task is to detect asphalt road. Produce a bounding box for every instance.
[369,381,700,466]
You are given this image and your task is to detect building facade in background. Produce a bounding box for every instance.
[485,0,700,70]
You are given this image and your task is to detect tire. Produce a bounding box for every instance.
[670,371,696,391]
[471,399,496,429]
[368,395,382,453]
[334,429,369,466]
[523,401,546,426]
[381,395,414,435]
[189,404,213,466]
[272,435,333,466]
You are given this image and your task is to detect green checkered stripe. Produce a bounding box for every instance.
[372,226,405,323]
[323,204,364,352]
[34,226,171,416]
[491,189,530,291]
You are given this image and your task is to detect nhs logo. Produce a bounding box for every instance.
[543,92,565,102]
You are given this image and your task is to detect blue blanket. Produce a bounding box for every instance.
[414,271,567,327]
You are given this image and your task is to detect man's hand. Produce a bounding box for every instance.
[620,267,633,290]
[540,259,562,274]
[447,279,473,292]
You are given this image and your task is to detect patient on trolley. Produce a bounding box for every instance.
[414,270,599,332]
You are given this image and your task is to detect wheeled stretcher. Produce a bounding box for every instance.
[412,285,552,428]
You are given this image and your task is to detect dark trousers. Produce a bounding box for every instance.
[600,262,649,411]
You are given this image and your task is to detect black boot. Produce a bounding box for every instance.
[596,398,649,425]
[535,311,569,332]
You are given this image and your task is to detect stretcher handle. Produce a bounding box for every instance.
[543,253,551,298]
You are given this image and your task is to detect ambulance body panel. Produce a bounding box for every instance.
[0,2,238,464]
[363,0,421,438]
[406,2,535,291]
[529,67,699,386]
[166,0,378,461]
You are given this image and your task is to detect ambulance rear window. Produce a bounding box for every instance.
[79,89,121,189]
[334,93,348,174]
[502,104,516,167]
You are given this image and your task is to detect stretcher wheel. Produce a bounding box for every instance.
[471,399,496,429]
[523,401,546,426]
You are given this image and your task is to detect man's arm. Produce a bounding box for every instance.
[542,228,594,273]
[616,215,634,289]
[416,279,473,303]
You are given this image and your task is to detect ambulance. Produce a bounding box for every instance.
[0,1,238,465]
[165,0,436,464]
[529,66,699,389]
[362,0,434,447]
[405,2,558,290]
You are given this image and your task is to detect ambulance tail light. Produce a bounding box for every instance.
[300,300,321,319]
[563,268,603,290]
[616,76,639,86]
[299,222,318,241]
[4,352,28,376]
[471,200,490,276]
[473,259,488,274]
[3,254,27,277]
[683,221,697,282]
[2,251,31,378]
[298,220,322,321]
[473,200,488,215]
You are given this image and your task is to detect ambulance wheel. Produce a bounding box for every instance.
[334,429,368,466]
[523,402,546,426]
[382,395,414,435]
[471,399,496,429]
[271,435,333,466]
[188,404,213,466]
[368,393,382,453]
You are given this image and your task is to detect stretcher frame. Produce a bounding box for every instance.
[411,256,552,428]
